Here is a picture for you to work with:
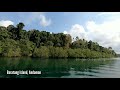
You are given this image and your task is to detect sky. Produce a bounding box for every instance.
[0,12,120,53]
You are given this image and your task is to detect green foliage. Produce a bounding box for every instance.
[33,46,49,58]
[0,26,10,40]
[46,41,54,46]
[2,47,21,57]
[18,39,35,56]
[49,47,68,58]
[1,39,21,57]
[0,22,117,58]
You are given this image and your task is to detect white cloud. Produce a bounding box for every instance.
[0,20,14,27]
[86,19,120,53]
[18,12,51,27]
[63,31,68,34]
[63,24,87,41]
[64,13,120,53]
[39,14,51,27]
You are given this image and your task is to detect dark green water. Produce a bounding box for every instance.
[0,57,120,78]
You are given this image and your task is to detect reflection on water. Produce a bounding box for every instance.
[0,57,120,78]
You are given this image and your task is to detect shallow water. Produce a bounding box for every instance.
[0,57,119,78]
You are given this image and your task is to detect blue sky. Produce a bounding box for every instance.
[0,12,120,53]
[0,12,100,33]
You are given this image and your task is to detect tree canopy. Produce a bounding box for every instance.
[0,22,117,58]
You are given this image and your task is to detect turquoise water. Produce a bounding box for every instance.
[0,57,120,78]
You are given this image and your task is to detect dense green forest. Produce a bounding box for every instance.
[0,22,117,58]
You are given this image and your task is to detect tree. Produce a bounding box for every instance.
[0,22,117,58]
[46,41,54,46]
[16,22,25,30]
[29,30,40,47]
[16,22,25,40]
[7,25,15,32]
[33,46,49,58]
[18,39,35,56]
[1,39,21,57]
[88,40,93,50]
[64,34,72,48]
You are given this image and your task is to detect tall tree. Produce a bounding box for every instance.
[16,22,25,40]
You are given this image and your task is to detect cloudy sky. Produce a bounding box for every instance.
[0,12,120,53]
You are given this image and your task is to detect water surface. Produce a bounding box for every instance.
[0,57,120,78]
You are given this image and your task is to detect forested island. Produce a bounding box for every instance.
[0,22,117,58]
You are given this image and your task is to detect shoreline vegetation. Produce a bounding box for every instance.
[0,22,117,58]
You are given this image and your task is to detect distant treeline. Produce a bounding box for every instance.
[0,22,117,58]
